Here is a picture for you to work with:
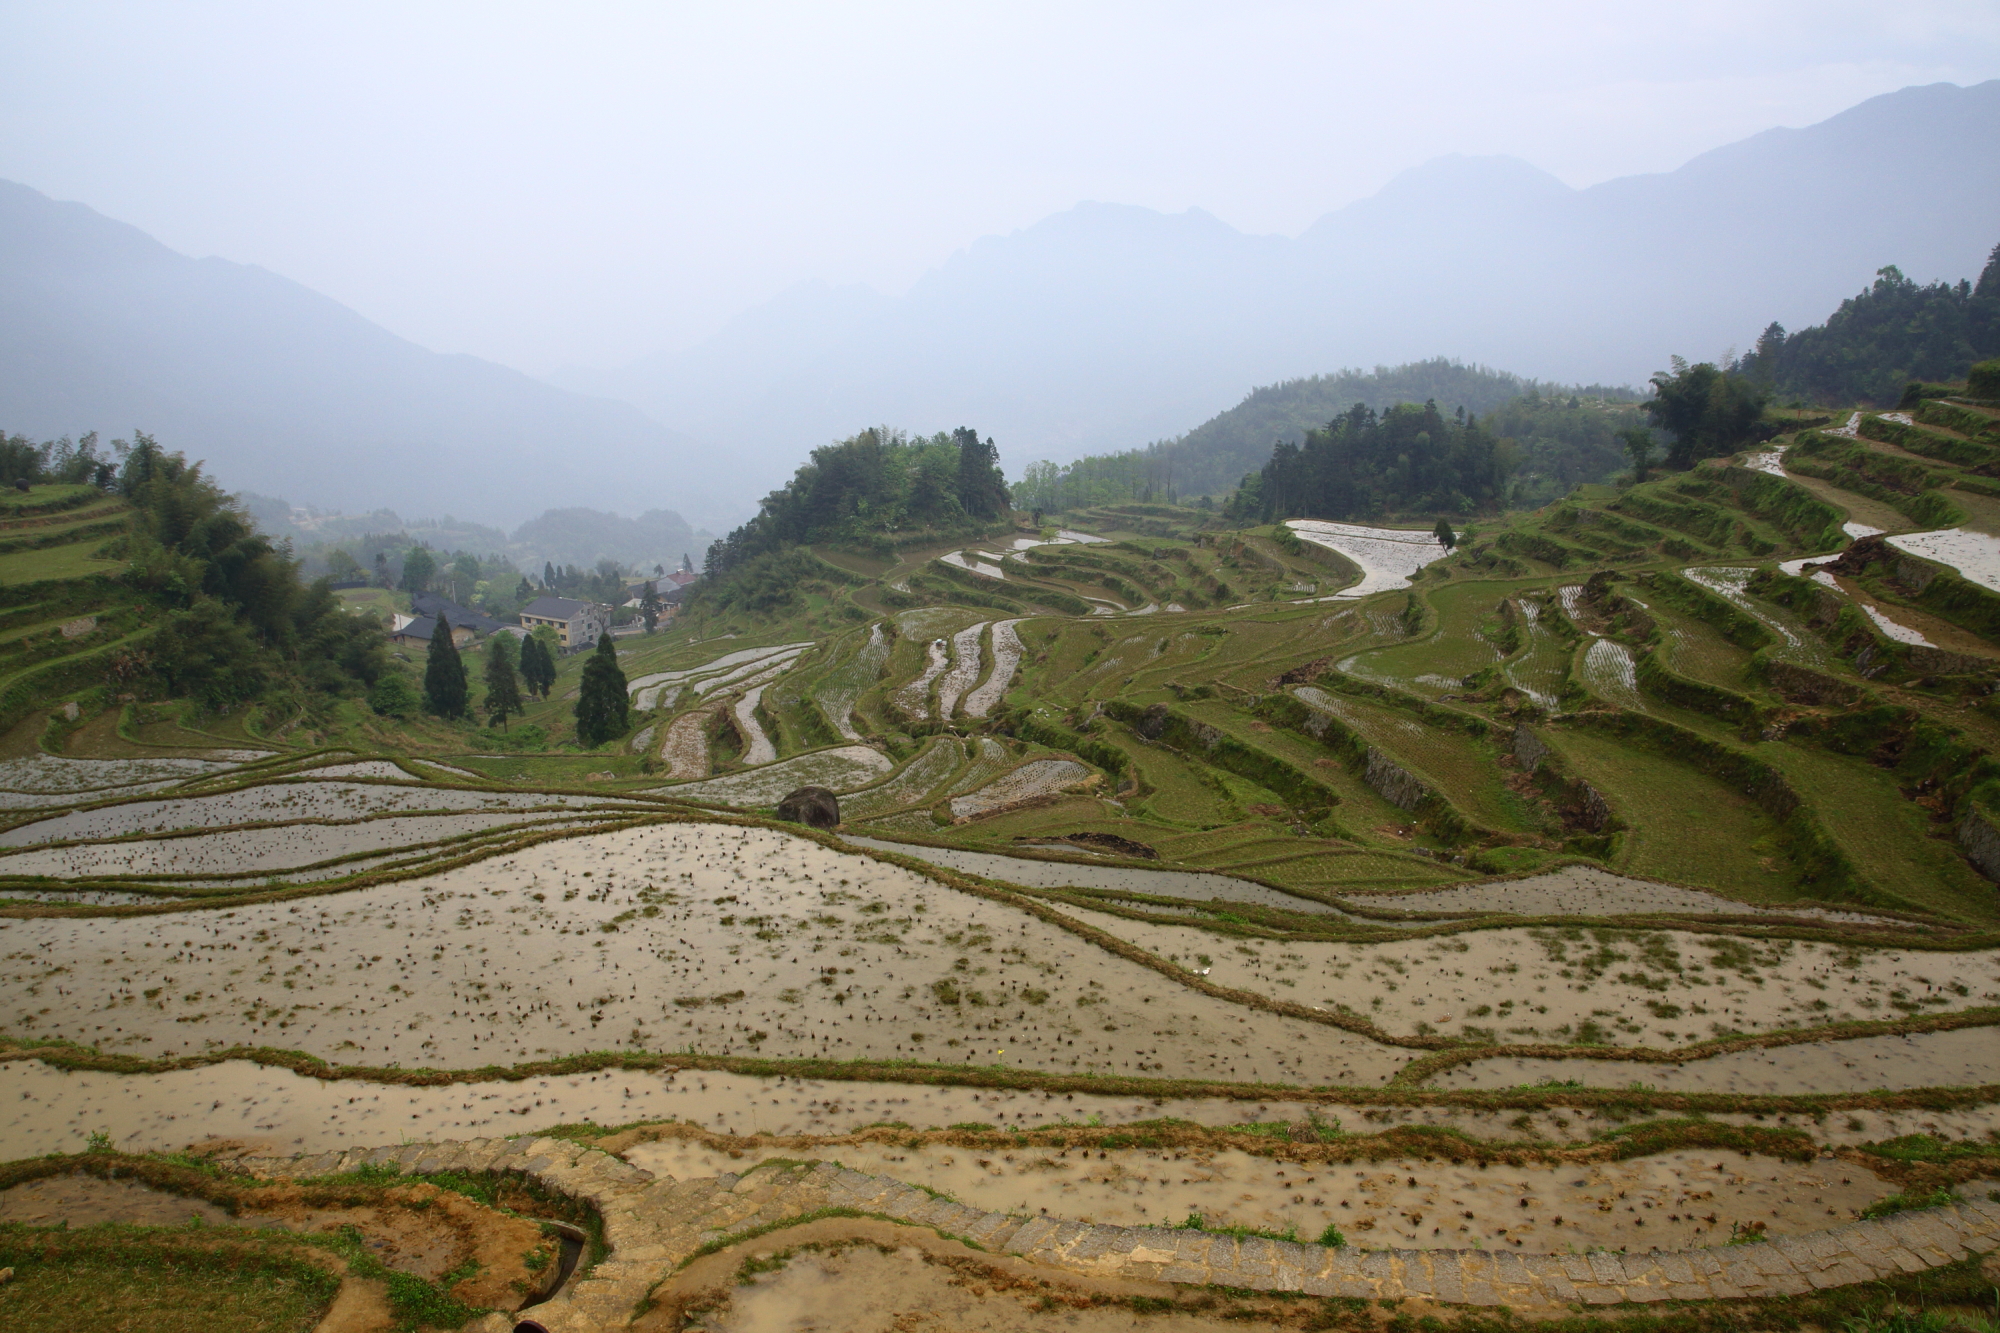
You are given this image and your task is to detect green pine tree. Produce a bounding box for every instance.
[519,633,555,699]
[516,634,542,700]
[422,612,470,719]
[573,633,629,746]
[1432,517,1456,549]
[483,631,524,729]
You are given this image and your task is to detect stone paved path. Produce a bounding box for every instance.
[229,1138,2000,1330]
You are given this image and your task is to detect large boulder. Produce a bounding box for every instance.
[776,786,840,830]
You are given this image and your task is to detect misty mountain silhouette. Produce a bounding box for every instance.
[0,180,705,527]
[566,79,1999,494]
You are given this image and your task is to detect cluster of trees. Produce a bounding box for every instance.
[316,539,653,621]
[539,559,648,606]
[1473,392,1648,506]
[0,430,123,489]
[400,618,610,739]
[701,426,1009,583]
[1011,455,1205,514]
[1636,357,1772,470]
[1736,247,2000,405]
[101,435,389,708]
[1226,400,1514,522]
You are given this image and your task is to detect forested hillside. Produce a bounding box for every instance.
[693,426,1011,614]
[1738,243,2000,405]
[1013,361,1642,511]
[1226,400,1511,521]
[0,430,387,723]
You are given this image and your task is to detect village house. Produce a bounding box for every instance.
[518,595,611,651]
[387,615,475,650]
[409,591,508,637]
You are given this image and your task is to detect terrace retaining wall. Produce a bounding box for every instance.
[1364,747,1431,811]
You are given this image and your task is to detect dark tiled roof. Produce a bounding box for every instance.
[391,616,438,641]
[521,595,594,621]
[411,591,505,635]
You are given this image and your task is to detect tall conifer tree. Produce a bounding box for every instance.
[483,631,523,729]
[573,633,629,746]
[519,634,554,699]
[422,613,469,719]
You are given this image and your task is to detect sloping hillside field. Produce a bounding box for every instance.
[7,429,2000,1330]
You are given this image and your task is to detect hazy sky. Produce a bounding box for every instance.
[4,1,1997,378]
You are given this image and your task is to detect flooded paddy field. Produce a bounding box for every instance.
[0,823,1405,1084]
[1057,903,2000,1049]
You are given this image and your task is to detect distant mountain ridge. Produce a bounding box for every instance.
[564,79,2000,494]
[0,180,718,529]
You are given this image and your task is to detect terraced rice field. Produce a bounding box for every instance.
[0,811,590,881]
[1682,566,1828,667]
[943,737,1011,795]
[842,738,965,820]
[1059,904,2000,1047]
[652,746,894,806]
[658,704,721,779]
[1541,726,1795,898]
[0,753,241,793]
[1578,637,1644,709]
[960,619,1023,717]
[1752,742,1995,919]
[1113,735,1234,825]
[948,758,1092,819]
[732,685,778,764]
[1336,583,1509,694]
[1286,519,1449,597]
[1177,703,1416,835]
[628,642,814,710]
[0,781,620,847]
[1293,687,1533,834]
[933,621,989,718]
[1652,604,1754,693]
[892,637,953,719]
[1502,601,1571,708]
[815,623,891,739]
[1886,526,2000,592]
[9,475,2000,1316]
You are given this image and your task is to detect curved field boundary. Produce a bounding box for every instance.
[187,1134,2000,1319]
[0,785,645,851]
[1383,1008,2000,1086]
[842,829,1979,943]
[0,812,610,896]
[0,812,661,918]
[1009,882,1997,959]
[0,766,676,836]
[4,1030,1998,1119]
